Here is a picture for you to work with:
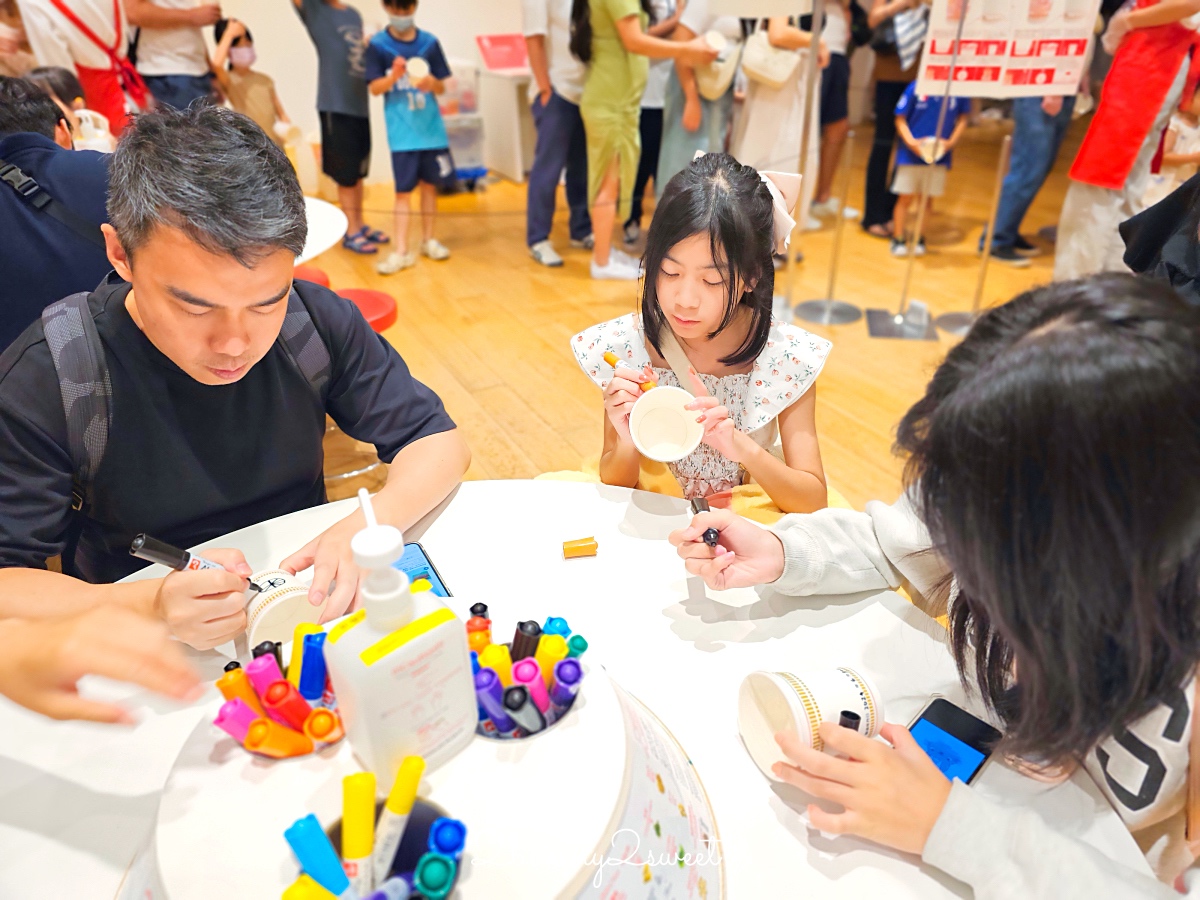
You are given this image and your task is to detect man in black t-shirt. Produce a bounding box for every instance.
[0,104,470,650]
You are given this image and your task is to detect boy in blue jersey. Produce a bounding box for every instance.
[366,0,454,274]
[889,83,970,258]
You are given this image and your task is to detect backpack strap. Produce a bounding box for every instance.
[278,288,332,397]
[41,292,112,512]
[0,157,106,249]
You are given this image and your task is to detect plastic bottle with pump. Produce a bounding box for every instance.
[324,490,476,787]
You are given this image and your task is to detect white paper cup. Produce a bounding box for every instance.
[704,30,728,52]
[246,569,327,646]
[628,386,704,463]
[406,57,430,81]
[274,121,301,143]
[737,668,884,780]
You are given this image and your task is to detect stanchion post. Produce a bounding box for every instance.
[935,134,1012,336]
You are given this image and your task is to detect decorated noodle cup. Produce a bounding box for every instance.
[406,57,431,81]
[628,385,704,463]
[246,569,327,646]
[737,668,883,780]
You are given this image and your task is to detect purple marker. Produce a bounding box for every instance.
[214,697,259,744]
[548,658,583,723]
[475,668,520,736]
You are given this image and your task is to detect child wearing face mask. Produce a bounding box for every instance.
[571,153,832,513]
[212,19,292,146]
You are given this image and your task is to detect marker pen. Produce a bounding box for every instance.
[470,651,480,674]
[223,660,242,673]
[603,350,657,391]
[283,873,339,900]
[342,771,376,896]
[129,533,224,573]
[511,620,542,661]
[542,616,571,638]
[244,718,314,758]
[412,851,457,900]
[372,755,425,885]
[285,813,360,900]
[512,658,551,714]
[549,658,583,722]
[253,640,284,673]
[466,616,491,640]
[264,680,313,732]
[689,499,720,548]
[503,685,546,735]
[213,697,259,744]
[838,710,862,732]
[478,643,513,686]
[298,632,329,705]
[303,707,345,744]
[469,602,489,620]
[365,876,411,900]
[428,817,467,859]
[535,633,568,688]
[474,668,519,736]
[245,654,287,721]
[216,666,266,717]
[467,630,490,655]
[288,622,324,686]
[566,634,589,659]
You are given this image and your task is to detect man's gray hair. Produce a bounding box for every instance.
[108,104,307,266]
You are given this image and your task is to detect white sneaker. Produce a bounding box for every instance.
[623,221,641,244]
[570,234,595,250]
[377,251,417,274]
[529,240,564,267]
[810,198,839,217]
[805,215,823,231]
[611,248,644,274]
[422,238,450,261]
[591,257,640,280]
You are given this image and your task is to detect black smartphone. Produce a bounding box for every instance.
[908,698,1002,784]
[392,541,451,597]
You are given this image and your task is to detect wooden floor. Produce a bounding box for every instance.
[317,113,1087,510]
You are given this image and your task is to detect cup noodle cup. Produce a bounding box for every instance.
[737,668,884,780]
[628,385,704,463]
[246,569,328,647]
[406,56,431,82]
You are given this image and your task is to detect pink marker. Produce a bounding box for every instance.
[511,658,550,714]
[214,698,259,744]
[245,654,290,724]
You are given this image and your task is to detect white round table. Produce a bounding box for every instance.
[297,196,348,264]
[0,481,1151,898]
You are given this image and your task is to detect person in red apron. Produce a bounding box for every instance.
[1054,0,1200,280]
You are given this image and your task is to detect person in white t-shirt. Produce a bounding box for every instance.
[524,0,593,268]
[810,0,855,218]
[124,0,219,110]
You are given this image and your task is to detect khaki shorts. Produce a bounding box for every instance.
[892,164,947,197]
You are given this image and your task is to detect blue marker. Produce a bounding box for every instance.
[298,632,328,704]
[428,817,467,859]
[284,814,359,899]
[542,616,571,638]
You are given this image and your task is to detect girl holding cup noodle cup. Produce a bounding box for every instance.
[670,276,1200,893]
[571,153,831,513]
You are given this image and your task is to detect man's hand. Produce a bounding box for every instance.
[538,86,553,107]
[1041,95,1063,117]
[155,547,251,650]
[0,606,202,723]
[280,515,362,622]
[668,508,787,590]
[190,3,222,27]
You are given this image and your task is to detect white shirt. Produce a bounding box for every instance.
[16,0,128,70]
[679,0,742,42]
[823,4,850,56]
[642,0,675,109]
[522,0,585,105]
[134,0,208,77]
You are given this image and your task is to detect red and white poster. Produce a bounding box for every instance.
[915,0,1100,98]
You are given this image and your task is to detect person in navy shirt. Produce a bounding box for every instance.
[365,0,455,275]
[0,76,111,351]
[889,83,970,257]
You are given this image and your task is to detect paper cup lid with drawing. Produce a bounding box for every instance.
[737,668,884,780]
[406,56,431,81]
[246,569,328,646]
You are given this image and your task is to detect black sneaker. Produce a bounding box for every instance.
[990,245,1032,267]
[1013,235,1041,257]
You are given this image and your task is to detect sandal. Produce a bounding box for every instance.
[359,225,390,245]
[864,223,893,239]
[341,231,378,254]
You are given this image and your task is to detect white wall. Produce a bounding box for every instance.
[216,0,524,183]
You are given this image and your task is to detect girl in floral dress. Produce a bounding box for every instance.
[571,152,832,513]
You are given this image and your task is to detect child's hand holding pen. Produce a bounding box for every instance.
[601,351,657,443]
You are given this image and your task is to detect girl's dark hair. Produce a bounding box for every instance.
[640,153,774,368]
[570,0,654,64]
[896,274,1200,766]
[25,66,86,108]
[214,18,253,48]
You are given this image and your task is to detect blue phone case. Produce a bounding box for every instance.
[392,542,451,597]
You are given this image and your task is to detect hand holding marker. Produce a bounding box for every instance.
[689,498,720,548]
[603,351,657,392]
[130,533,261,592]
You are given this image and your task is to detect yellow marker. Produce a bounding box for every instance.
[372,755,425,884]
[342,771,377,896]
[287,623,324,687]
[563,537,599,559]
[603,350,656,391]
[281,873,337,899]
[535,633,568,688]
[479,643,514,687]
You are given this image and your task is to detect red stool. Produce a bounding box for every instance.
[337,288,397,333]
[293,265,330,288]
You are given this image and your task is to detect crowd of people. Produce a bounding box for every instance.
[5,0,1200,897]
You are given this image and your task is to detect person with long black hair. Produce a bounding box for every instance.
[570,0,716,280]
[671,274,1200,894]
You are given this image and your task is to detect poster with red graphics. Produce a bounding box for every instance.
[915,0,1100,98]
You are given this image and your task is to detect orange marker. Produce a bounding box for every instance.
[216,667,266,718]
[603,350,656,391]
[303,707,346,744]
[244,717,314,758]
[468,630,490,654]
[563,537,599,559]
[263,680,313,732]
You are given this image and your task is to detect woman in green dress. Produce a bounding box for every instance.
[571,0,718,280]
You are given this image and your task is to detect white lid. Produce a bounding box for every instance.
[407,57,431,81]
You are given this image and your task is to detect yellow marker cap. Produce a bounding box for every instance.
[287,623,324,687]
[385,755,426,815]
[342,771,377,861]
[479,643,513,687]
[603,351,619,367]
[563,538,599,559]
[535,633,569,687]
[282,873,337,899]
